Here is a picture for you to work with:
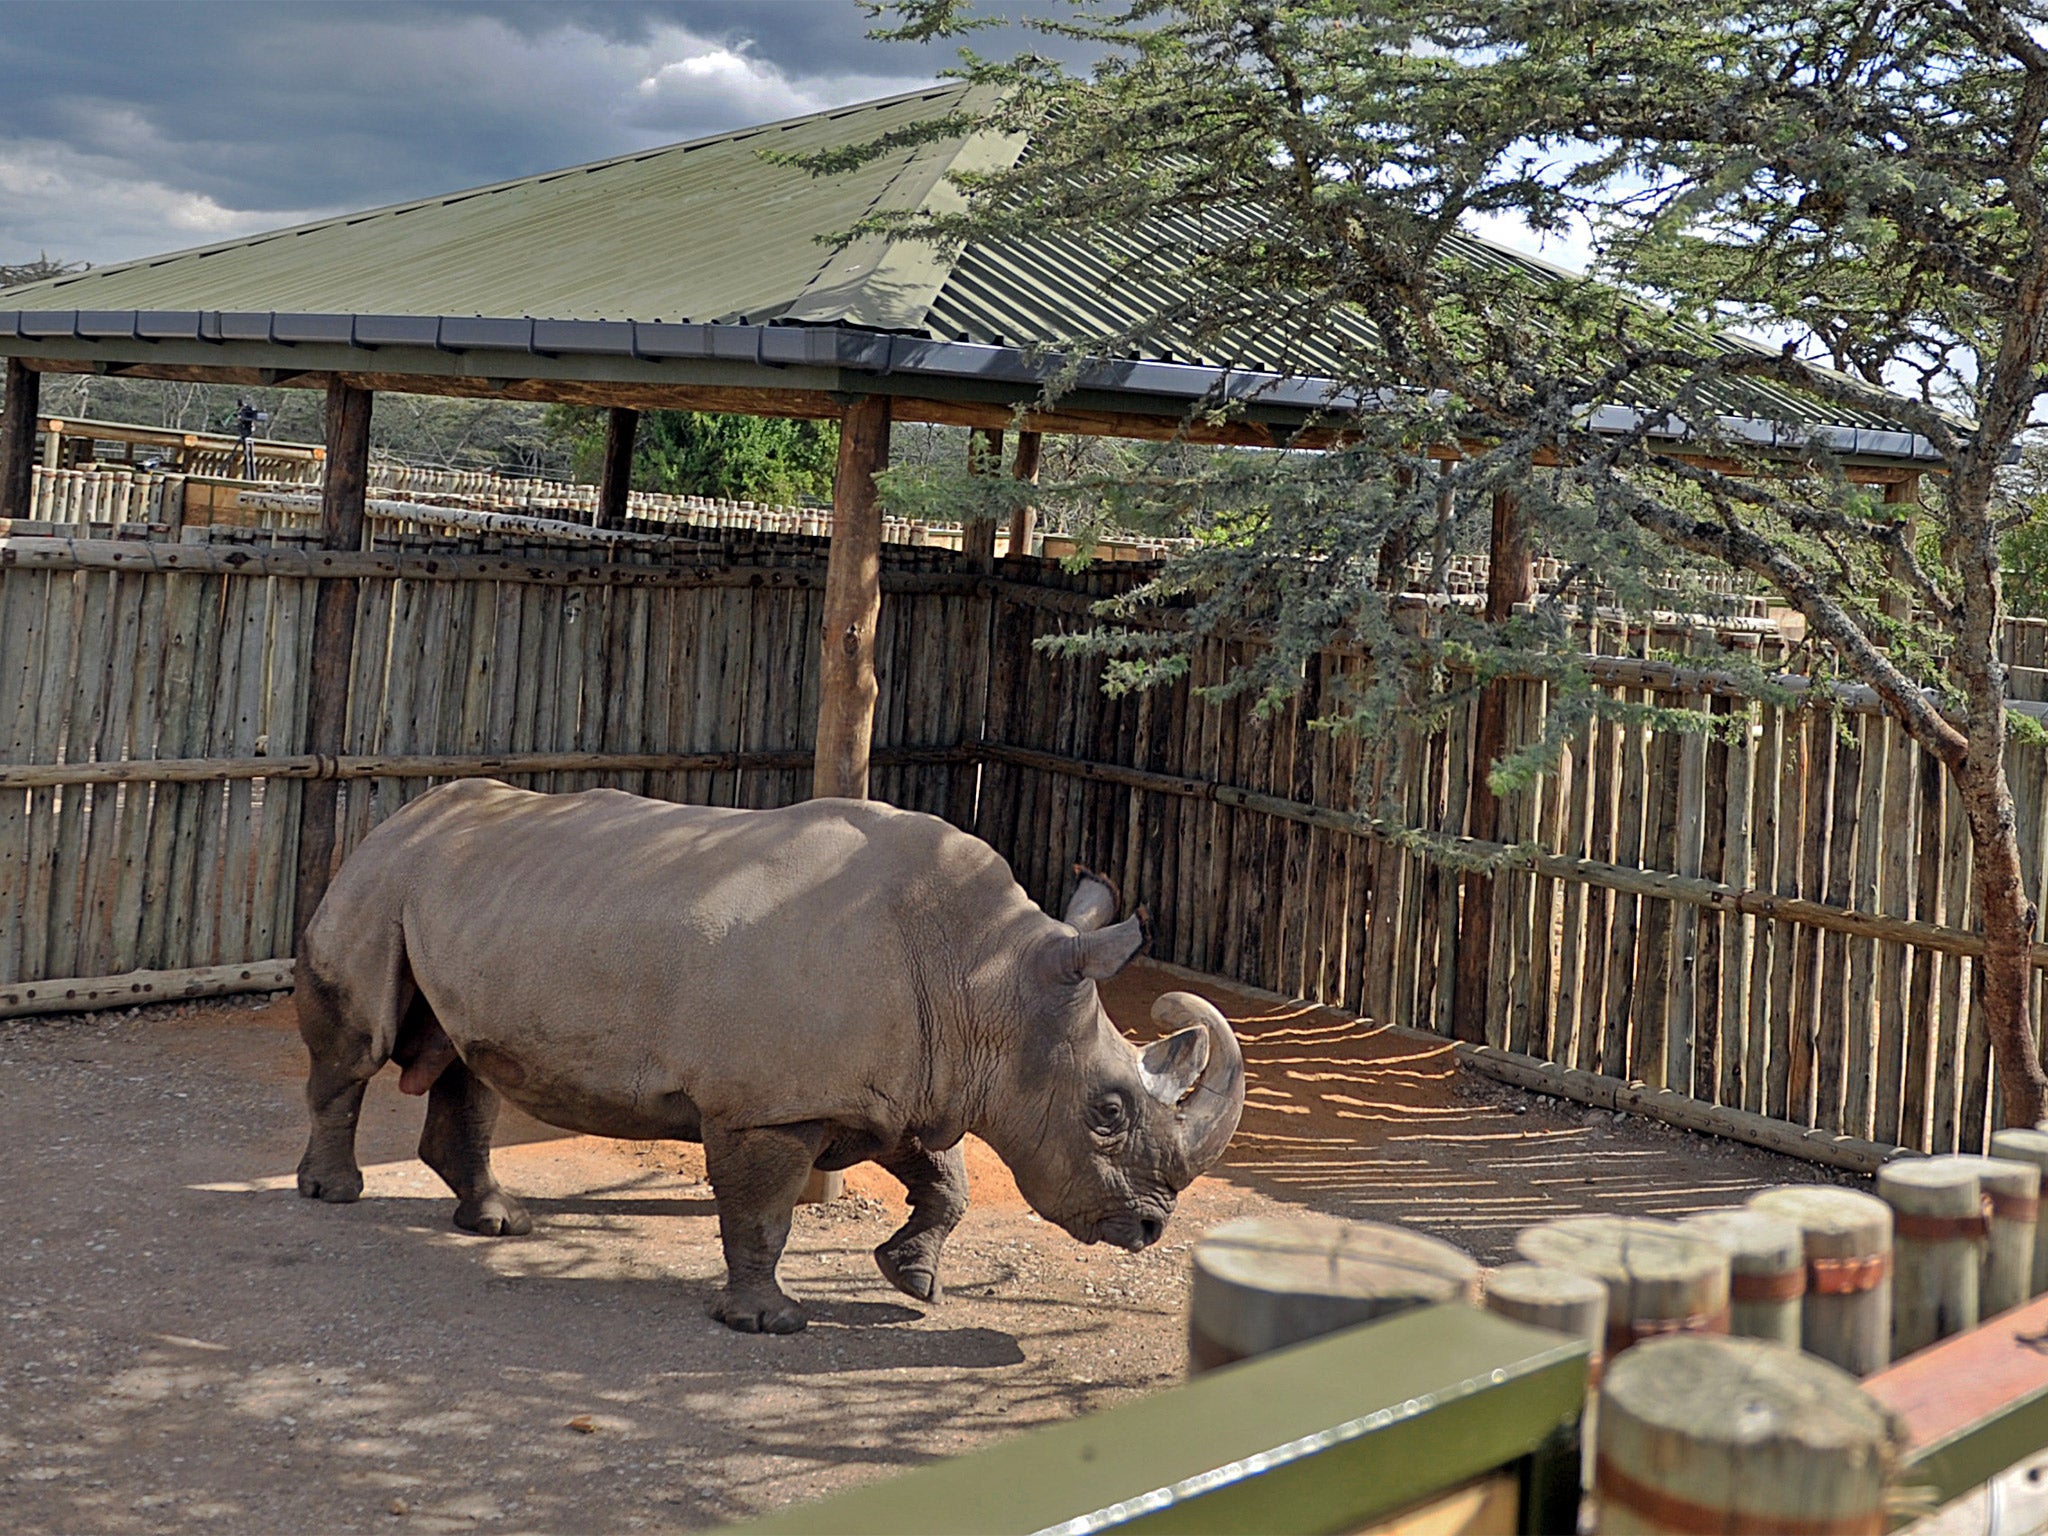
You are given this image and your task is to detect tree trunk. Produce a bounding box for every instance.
[1958,749,2048,1128]
[1451,489,1532,1045]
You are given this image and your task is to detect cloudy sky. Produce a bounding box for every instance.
[0,2,1589,275]
[0,1,1098,268]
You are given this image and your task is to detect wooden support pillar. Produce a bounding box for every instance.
[963,426,1003,571]
[596,407,638,531]
[1007,429,1042,559]
[1883,475,1921,624]
[1452,489,1533,1044]
[812,394,892,801]
[292,378,374,949]
[803,393,890,1204]
[1,358,40,522]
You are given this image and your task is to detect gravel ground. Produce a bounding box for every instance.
[0,962,1851,1534]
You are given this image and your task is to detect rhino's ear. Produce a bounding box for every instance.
[1062,866,1121,934]
[1034,910,1148,987]
[1140,1026,1211,1106]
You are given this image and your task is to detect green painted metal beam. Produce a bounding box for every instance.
[729,1305,1588,1536]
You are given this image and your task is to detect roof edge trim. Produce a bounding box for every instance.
[0,308,1950,465]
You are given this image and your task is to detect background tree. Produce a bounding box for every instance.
[546,407,839,504]
[863,0,2048,1123]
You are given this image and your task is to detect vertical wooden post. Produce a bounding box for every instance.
[812,394,892,801]
[291,378,374,949]
[1749,1186,1894,1377]
[1882,475,1921,624]
[1188,1215,1479,1373]
[1452,488,1533,1043]
[803,393,889,1202]
[962,426,1002,571]
[1596,1337,1897,1535]
[1,358,40,522]
[1880,1158,1981,1356]
[596,407,638,530]
[1007,429,1042,559]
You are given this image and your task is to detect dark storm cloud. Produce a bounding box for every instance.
[0,1,1094,267]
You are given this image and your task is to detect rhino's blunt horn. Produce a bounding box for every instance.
[1063,865,1121,934]
[1148,991,1246,1173]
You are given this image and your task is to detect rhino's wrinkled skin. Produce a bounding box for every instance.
[294,780,1245,1333]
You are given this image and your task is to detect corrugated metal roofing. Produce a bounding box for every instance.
[0,82,1928,449]
[0,85,992,325]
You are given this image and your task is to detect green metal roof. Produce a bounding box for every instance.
[0,84,1007,328]
[0,83,1941,461]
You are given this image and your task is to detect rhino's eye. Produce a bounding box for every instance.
[1087,1092,1131,1139]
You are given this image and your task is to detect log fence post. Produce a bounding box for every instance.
[1946,1153,2039,1319]
[1989,1127,2048,1295]
[1880,1158,1983,1356]
[291,378,373,949]
[596,407,638,531]
[1,358,40,522]
[1748,1185,1893,1376]
[1680,1208,1806,1347]
[1187,1215,1478,1374]
[1516,1215,1730,1362]
[1595,1336,1898,1535]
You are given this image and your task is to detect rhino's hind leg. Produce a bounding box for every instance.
[295,970,378,1204]
[419,1058,531,1237]
[704,1120,828,1335]
[874,1140,969,1304]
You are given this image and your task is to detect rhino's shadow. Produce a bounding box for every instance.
[522,1194,723,1219]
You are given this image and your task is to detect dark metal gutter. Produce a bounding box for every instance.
[0,308,1948,465]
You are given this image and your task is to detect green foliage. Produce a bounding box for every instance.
[546,407,839,504]
[857,0,2045,779]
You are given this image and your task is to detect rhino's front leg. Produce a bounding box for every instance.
[703,1120,828,1335]
[874,1139,969,1303]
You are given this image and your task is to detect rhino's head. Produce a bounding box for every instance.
[982,871,1245,1252]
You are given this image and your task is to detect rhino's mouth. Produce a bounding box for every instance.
[1077,1211,1167,1252]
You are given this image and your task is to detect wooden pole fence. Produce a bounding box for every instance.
[0,536,985,594]
[0,744,972,790]
[976,741,2048,969]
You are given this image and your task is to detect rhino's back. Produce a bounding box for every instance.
[320,780,1031,1131]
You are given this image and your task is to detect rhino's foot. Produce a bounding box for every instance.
[452,1190,532,1237]
[296,1158,364,1204]
[874,1236,944,1304]
[709,1288,807,1335]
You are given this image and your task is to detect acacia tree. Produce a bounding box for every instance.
[864,0,2048,1124]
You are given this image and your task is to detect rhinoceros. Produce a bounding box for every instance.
[293,779,1245,1333]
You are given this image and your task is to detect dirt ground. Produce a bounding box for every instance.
[0,961,1851,1535]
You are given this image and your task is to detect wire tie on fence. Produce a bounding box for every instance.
[1989,1189,2040,1223]
[1893,1206,1990,1243]
[1807,1251,1891,1295]
[1605,1306,1729,1357]
[1728,1267,1807,1303]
